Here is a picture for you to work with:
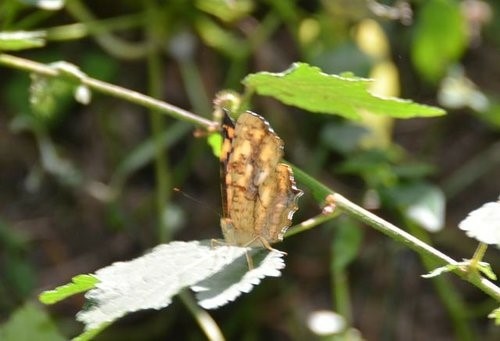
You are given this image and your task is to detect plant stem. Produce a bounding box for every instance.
[179,291,225,341]
[287,163,500,301]
[0,54,216,129]
[470,243,488,270]
[2,52,498,303]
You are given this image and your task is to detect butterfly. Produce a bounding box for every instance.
[219,111,303,250]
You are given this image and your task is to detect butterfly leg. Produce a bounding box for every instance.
[210,238,227,248]
[256,236,287,256]
[245,251,254,270]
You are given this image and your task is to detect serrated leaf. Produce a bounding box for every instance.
[192,248,285,309]
[0,302,65,341]
[243,63,445,119]
[0,31,46,51]
[39,275,98,304]
[75,240,284,333]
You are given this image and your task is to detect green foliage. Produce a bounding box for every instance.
[195,0,253,22]
[0,0,499,340]
[29,73,75,125]
[0,303,65,341]
[244,63,445,119]
[39,275,98,305]
[207,132,222,157]
[412,0,467,82]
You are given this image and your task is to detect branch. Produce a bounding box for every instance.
[0,53,216,129]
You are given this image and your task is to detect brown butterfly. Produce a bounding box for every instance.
[219,111,303,250]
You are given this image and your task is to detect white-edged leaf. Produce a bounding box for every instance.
[76,240,283,331]
[192,248,285,309]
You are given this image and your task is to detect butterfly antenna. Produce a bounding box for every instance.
[173,187,221,218]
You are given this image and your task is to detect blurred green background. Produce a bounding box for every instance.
[1,0,499,340]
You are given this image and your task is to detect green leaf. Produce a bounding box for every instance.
[0,302,65,341]
[39,274,98,304]
[207,132,222,157]
[0,31,45,51]
[243,63,445,119]
[411,0,467,82]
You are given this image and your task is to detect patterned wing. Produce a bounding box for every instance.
[220,111,302,247]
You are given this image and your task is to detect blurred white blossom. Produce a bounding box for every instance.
[307,310,346,336]
[459,201,500,247]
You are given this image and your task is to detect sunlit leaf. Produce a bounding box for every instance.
[39,275,98,304]
[243,63,445,119]
[192,248,285,309]
[75,240,284,334]
[208,132,222,157]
